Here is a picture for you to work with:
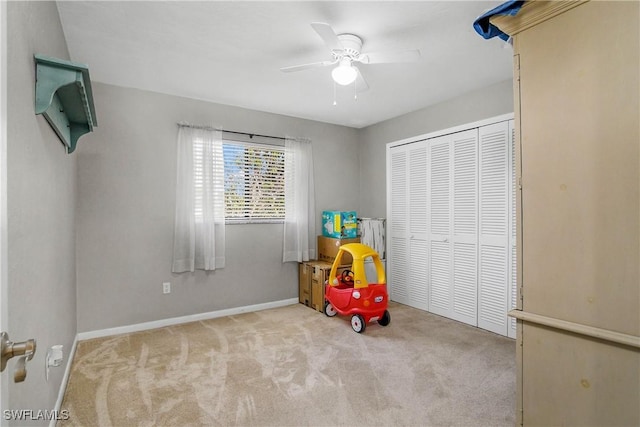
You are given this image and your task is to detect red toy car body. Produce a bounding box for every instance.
[324,243,390,333]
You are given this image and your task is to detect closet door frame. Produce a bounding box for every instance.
[386,113,515,336]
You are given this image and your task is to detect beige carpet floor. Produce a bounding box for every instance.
[59,302,515,427]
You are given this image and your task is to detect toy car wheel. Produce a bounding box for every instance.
[377,310,391,327]
[324,302,338,317]
[351,314,366,333]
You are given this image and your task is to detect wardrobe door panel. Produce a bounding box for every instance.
[388,147,410,305]
[408,142,429,310]
[478,122,510,335]
[428,135,452,318]
[451,129,479,325]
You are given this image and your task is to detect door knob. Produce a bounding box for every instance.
[1,332,36,382]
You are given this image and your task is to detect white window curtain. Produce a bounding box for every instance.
[172,125,225,272]
[283,137,316,262]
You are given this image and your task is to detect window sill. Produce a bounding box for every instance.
[225,219,284,225]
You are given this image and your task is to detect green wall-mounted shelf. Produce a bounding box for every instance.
[34,54,97,154]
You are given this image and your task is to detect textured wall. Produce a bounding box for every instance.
[75,83,360,332]
[357,79,514,218]
[6,1,77,422]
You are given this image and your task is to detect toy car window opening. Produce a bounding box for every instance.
[338,270,355,287]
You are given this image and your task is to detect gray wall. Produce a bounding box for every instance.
[358,79,514,217]
[76,83,360,332]
[7,1,77,422]
[5,2,514,392]
[76,79,512,333]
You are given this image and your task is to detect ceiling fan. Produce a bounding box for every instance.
[281,22,421,91]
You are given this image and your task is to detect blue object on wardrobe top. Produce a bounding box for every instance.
[473,0,525,41]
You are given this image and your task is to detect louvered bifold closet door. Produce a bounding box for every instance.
[407,142,429,310]
[428,135,453,319]
[478,121,511,336]
[508,120,517,339]
[388,146,410,305]
[451,129,479,325]
[426,130,479,326]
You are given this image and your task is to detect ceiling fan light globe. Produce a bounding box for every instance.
[332,64,357,86]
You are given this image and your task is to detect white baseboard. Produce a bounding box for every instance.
[49,335,78,427]
[77,298,299,341]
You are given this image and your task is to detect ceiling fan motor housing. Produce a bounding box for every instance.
[333,34,363,59]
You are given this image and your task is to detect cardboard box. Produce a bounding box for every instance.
[317,235,360,264]
[311,279,325,313]
[307,261,349,313]
[298,263,312,307]
[322,211,358,238]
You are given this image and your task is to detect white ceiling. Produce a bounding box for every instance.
[56,1,513,129]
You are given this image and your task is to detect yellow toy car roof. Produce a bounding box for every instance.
[339,243,379,260]
[328,243,386,288]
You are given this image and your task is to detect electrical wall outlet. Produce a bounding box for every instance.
[163,282,171,294]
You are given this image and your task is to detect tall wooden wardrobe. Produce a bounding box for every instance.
[491,1,639,425]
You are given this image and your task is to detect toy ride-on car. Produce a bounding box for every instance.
[324,243,390,333]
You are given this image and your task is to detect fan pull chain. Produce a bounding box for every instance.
[354,78,358,101]
[333,81,337,106]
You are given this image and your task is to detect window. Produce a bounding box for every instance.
[224,140,285,222]
[178,126,314,266]
[193,138,285,224]
[194,139,286,224]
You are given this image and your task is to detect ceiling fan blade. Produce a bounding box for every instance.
[280,60,335,73]
[358,49,421,64]
[354,67,369,92]
[311,22,343,52]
